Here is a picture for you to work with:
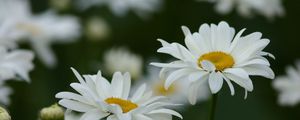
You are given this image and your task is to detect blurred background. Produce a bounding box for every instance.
[3,0,300,119]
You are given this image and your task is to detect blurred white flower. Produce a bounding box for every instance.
[49,0,71,11]
[135,66,210,106]
[56,68,182,120]
[273,61,300,106]
[202,0,285,19]
[0,82,12,106]
[85,17,110,41]
[0,47,34,82]
[0,0,81,67]
[151,21,274,104]
[76,0,162,18]
[12,11,81,67]
[103,47,143,79]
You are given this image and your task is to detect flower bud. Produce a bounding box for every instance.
[39,104,64,120]
[0,107,11,120]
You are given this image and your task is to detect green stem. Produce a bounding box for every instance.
[209,94,218,120]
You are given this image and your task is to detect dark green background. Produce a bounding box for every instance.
[5,0,300,119]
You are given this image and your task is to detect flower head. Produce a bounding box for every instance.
[76,0,162,18]
[202,0,285,19]
[134,66,210,105]
[39,104,64,120]
[103,47,143,80]
[0,0,81,67]
[0,106,11,120]
[151,21,274,104]
[273,61,300,106]
[56,68,182,120]
[85,17,110,41]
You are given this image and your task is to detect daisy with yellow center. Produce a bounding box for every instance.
[134,66,210,106]
[56,68,182,120]
[151,21,275,104]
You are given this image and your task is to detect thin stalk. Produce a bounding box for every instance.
[209,94,218,120]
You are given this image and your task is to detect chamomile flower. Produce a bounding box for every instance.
[0,47,34,82]
[0,0,81,67]
[273,61,300,106]
[56,68,182,120]
[202,0,285,19]
[151,21,274,104]
[135,66,210,105]
[103,47,143,80]
[9,11,80,67]
[85,17,110,41]
[76,0,162,18]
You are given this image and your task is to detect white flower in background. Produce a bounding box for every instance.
[0,82,12,106]
[49,0,71,11]
[202,0,285,19]
[135,66,210,105]
[76,0,162,18]
[56,68,182,120]
[0,47,34,82]
[8,11,80,67]
[273,61,300,106]
[85,17,110,41]
[0,0,81,67]
[151,21,274,103]
[103,47,143,79]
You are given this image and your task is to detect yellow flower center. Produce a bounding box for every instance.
[198,51,235,71]
[105,97,138,113]
[154,81,177,96]
[16,23,41,36]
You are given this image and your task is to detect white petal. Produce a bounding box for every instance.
[242,65,275,79]
[201,60,216,71]
[122,72,131,99]
[148,109,183,119]
[131,84,147,103]
[208,72,223,94]
[165,68,192,89]
[80,109,109,120]
[224,68,253,91]
[111,72,124,98]
[58,99,94,112]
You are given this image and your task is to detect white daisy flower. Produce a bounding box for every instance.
[0,82,12,106]
[0,47,34,82]
[85,17,110,41]
[76,0,162,18]
[151,21,274,104]
[56,68,182,120]
[8,11,80,67]
[0,0,81,67]
[103,47,143,80]
[202,0,285,19]
[273,61,300,106]
[134,66,210,106]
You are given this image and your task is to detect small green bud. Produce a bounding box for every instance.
[0,107,11,120]
[39,104,64,120]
